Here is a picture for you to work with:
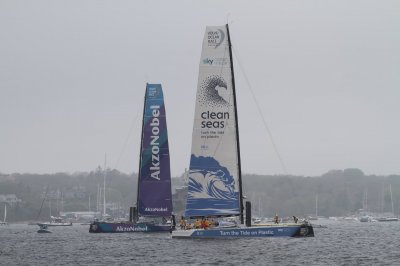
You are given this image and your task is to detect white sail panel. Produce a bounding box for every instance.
[185,25,240,217]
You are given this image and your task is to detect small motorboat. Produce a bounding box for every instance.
[37,224,52,233]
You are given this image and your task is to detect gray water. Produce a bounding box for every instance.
[0,220,399,265]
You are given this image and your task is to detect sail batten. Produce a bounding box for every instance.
[185,25,241,218]
[137,84,172,217]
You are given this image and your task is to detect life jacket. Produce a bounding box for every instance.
[194,220,201,228]
[201,220,206,228]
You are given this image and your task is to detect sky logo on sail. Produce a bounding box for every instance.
[203,58,213,65]
[203,57,229,66]
[150,105,161,180]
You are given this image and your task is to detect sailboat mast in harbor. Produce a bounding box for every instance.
[172,24,314,238]
[103,154,107,216]
[89,84,174,233]
[390,184,394,215]
[0,204,7,225]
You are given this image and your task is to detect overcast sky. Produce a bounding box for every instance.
[1,0,399,176]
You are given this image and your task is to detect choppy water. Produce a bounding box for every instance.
[0,220,399,265]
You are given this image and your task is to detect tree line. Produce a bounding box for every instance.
[0,168,399,222]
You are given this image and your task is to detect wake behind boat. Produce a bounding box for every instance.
[90,84,175,233]
[171,24,314,239]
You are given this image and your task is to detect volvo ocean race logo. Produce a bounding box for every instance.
[207,29,225,48]
[147,87,160,98]
[149,105,161,180]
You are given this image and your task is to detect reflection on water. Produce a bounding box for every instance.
[0,220,398,265]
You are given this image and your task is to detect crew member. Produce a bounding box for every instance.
[274,214,279,224]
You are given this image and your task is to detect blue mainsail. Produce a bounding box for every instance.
[137,84,172,217]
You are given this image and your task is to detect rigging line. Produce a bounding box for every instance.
[114,103,143,170]
[212,45,232,159]
[36,185,49,220]
[232,46,289,175]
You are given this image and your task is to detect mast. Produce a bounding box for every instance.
[56,189,59,214]
[381,182,384,213]
[390,184,394,215]
[315,194,318,217]
[96,184,100,212]
[136,84,148,216]
[103,153,107,216]
[226,24,244,224]
[61,192,63,212]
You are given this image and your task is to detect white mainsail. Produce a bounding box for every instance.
[185,25,241,217]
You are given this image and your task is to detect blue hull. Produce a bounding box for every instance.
[89,221,173,233]
[172,224,314,238]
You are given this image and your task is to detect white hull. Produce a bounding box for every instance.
[38,222,72,226]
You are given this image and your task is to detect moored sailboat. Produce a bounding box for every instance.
[89,84,174,233]
[376,184,398,222]
[172,25,314,238]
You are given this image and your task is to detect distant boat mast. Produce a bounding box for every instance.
[103,153,107,216]
[390,184,394,215]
